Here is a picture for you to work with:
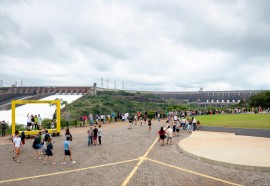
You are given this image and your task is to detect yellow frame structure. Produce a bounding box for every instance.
[11,100,61,135]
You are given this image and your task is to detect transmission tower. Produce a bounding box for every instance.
[101,78,104,88]
[114,81,117,89]
[122,81,124,90]
[21,80,23,87]
[106,79,109,89]
[0,80,2,87]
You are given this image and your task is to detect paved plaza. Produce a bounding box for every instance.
[0,120,270,186]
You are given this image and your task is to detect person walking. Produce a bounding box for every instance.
[43,137,55,164]
[62,136,76,164]
[158,127,166,146]
[148,119,152,133]
[12,131,22,163]
[33,132,42,160]
[43,130,51,152]
[166,126,173,145]
[1,120,6,136]
[87,126,93,146]
[98,125,102,145]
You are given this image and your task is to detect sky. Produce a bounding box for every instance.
[0,0,270,91]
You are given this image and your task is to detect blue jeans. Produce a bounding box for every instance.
[88,136,92,146]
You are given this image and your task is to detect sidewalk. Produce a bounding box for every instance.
[179,131,270,171]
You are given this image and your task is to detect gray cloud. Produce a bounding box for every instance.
[0,0,270,91]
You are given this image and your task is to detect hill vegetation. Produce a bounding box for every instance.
[64,91,171,119]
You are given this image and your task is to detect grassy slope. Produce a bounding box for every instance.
[196,114,270,129]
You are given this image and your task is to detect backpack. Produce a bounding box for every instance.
[44,133,51,142]
[66,134,72,141]
[20,131,25,140]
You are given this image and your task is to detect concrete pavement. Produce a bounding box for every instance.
[179,131,270,171]
[0,121,270,185]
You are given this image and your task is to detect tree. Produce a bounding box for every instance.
[249,91,270,108]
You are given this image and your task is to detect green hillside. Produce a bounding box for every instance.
[64,91,169,119]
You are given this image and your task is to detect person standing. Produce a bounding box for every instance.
[111,112,115,123]
[176,120,180,136]
[12,131,22,163]
[34,115,38,130]
[27,113,32,131]
[1,120,6,136]
[97,125,102,145]
[192,117,197,131]
[89,113,94,126]
[143,112,148,125]
[31,115,35,130]
[65,128,72,141]
[62,136,76,164]
[128,116,133,129]
[93,125,98,145]
[37,114,42,130]
[107,114,111,123]
[134,115,138,125]
[87,126,93,146]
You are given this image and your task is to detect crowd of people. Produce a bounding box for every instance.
[26,113,43,131]
[11,128,76,165]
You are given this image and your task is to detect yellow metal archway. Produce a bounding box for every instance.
[11,100,61,135]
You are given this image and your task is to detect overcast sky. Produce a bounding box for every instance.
[0,0,270,91]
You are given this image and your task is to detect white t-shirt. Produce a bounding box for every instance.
[27,115,31,123]
[174,115,178,121]
[13,137,21,147]
[166,128,173,137]
[98,128,102,136]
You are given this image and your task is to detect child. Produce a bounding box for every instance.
[43,137,55,164]
[62,136,76,164]
[128,117,133,129]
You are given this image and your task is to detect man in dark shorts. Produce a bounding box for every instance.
[62,136,76,164]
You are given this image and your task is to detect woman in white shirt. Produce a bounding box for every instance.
[13,131,22,163]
